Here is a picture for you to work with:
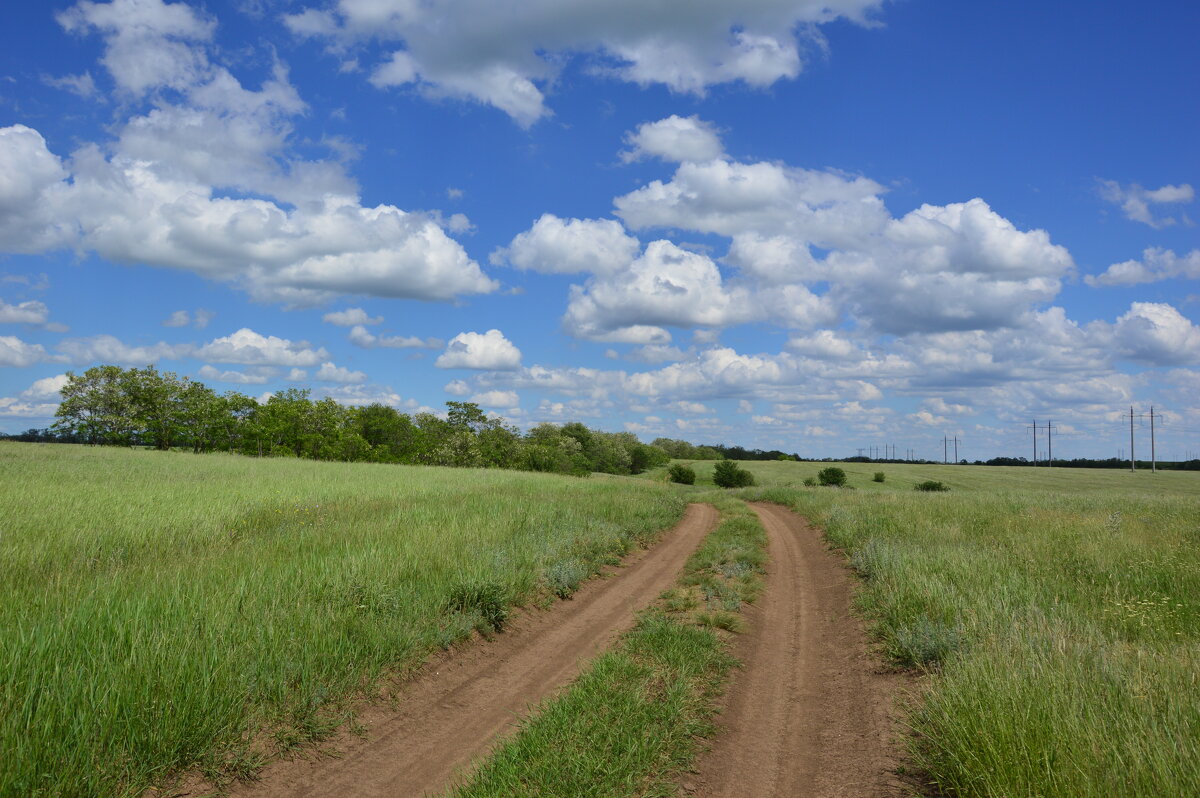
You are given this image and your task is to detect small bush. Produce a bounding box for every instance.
[712,459,755,488]
[914,480,949,492]
[446,580,509,631]
[817,467,847,487]
[802,477,816,487]
[668,463,696,485]
[873,472,885,483]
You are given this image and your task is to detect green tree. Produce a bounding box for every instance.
[54,365,137,445]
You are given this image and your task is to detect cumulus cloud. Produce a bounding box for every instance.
[284,0,884,125]
[562,239,835,341]
[197,328,328,366]
[323,307,383,326]
[435,329,522,370]
[470,389,520,408]
[0,299,50,325]
[196,365,274,384]
[1098,179,1194,228]
[1101,302,1200,366]
[316,361,368,383]
[0,396,60,417]
[20,374,69,399]
[0,1,499,307]
[620,115,724,163]
[493,215,640,275]
[347,325,443,349]
[56,334,189,365]
[162,308,214,329]
[1087,248,1200,287]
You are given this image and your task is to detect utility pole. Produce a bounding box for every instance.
[942,436,948,464]
[856,448,865,458]
[953,436,959,463]
[1150,406,1158,473]
[1130,405,1136,473]
[1046,420,1055,467]
[1028,419,1038,466]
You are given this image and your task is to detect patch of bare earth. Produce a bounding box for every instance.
[688,502,911,798]
[181,502,717,798]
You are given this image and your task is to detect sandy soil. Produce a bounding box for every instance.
[213,502,719,798]
[687,502,910,798]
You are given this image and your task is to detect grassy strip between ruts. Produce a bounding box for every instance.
[443,495,767,798]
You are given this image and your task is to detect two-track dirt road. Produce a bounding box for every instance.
[690,502,907,798]
[202,500,905,798]
[223,503,718,798]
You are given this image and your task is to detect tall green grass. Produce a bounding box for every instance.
[0,443,684,798]
[734,460,1200,797]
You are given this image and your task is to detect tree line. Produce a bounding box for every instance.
[20,364,683,477]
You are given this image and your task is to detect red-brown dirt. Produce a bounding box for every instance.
[687,502,910,798]
[205,502,719,798]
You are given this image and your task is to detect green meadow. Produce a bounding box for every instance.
[703,459,1200,798]
[0,443,683,797]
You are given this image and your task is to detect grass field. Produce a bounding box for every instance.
[0,443,684,798]
[700,459,1200,797]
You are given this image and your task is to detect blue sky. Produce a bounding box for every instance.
[2,0,1199,460]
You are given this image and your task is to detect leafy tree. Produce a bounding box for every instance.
[54,366,137,445]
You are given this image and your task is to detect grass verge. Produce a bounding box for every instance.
[0,443,685,798]
[742,478,1200,798]
[444,496,767,797]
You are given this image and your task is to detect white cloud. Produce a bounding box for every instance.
[493,214,640,275]
[1099,179,1194,228]
[563,239,834,340]
[57,0,216,97]
[470,389,520,408]
[56,335,188,365]
[196,365,274,384]
[285,0,884,125]
[1102,302,1200,366]
[444,379,471,396]
[162,308,214,329]
[323,307,384,326]
[42,71,98,98]
[0,397,59,418]
[1087,248,1200,287]
[786,330,858,360]
[347,325,442,349]
[620,115,724,163]
[316,361,368,383]
[20,374,69,399]
[0,299,50,325]
[1,5,500,308]
[197,328,327,366]
[435,329,522,370]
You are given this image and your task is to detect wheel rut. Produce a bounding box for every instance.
[217,502,718,798]
[689,502,907,798]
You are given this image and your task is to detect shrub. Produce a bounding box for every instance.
[668,463,696,485]
[802,477,816,487]
[914,480,949,492]
[712,459,755,488]
[873,472,886,483]
[817,467,847,487]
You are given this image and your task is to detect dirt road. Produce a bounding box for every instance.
[224,502,718,798]
[690,502,907,798]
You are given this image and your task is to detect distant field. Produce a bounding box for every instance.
[648,457,1200,497]
[0,443,683,798]
[700,458,1200,797]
